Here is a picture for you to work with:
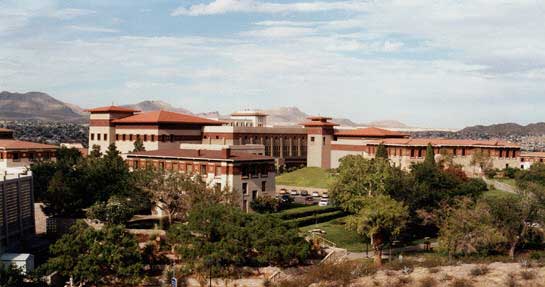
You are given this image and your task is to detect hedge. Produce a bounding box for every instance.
[279,206,339,220]
[286,210,346,227]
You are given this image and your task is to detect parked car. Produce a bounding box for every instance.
[279,188,287,194]
[312,191,320,197]
[279,194,291,203]
[290,190,299,196]
[305,196,315,205]
[300,190,309,196]
[319,198,329,206]
[321,192,329,198]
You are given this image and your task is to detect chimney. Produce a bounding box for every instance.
[221,148,231,159]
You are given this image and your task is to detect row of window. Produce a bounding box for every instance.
[131,159,224,177]
[90,133,190,143]
[242,181,267,195]
[0,151,54,161]
[241,165,272,178]
[90,133,108,141]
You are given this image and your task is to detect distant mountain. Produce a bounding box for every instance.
[122,100,192,114]
[0,91,84,122]
[366,120,409,129]
[458,123,545,138]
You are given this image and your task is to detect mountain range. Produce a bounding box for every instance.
[0,91,409,128]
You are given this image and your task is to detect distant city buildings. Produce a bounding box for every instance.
[0,128,57,173]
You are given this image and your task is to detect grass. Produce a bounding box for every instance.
[279,205,336,216]
[497,177,517,187]
[300,217,366,252]
[482,188,517,200]
[276,167,335,189]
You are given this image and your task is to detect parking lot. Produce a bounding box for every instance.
[277,188,330,206]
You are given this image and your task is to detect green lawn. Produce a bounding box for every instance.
[482,188,518,200]
[497,177,517,187]
[276,167,335,189]
[300,217,366,252]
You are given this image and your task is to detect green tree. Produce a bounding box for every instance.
[330,155,407,213]
[424,143,435,166]
[375,144,388,159]
[346,195,409,267]
[90,144,102,158]
[133,138,145,152]
[435,198,505,260]
[44,221,143,286]
[0,264,26,287]
[470,148,492,174]
[167,204,310,276]
[86,196,137,225]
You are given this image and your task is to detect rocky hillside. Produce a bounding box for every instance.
[0,91,85,122]
[122,100,192,114]
[459,122,545,138]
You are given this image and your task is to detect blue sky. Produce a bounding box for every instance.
[1,0,545,128]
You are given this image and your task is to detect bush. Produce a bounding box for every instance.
[469,265,489,277]
[519,270,536,280]
[503,167,519,179]
[273,261,374,287]
[419,276,439,287]
[529,250,545,261]
[485,168,498,179]
[250,196,283,213]
[505,273,518,287]
[450,278,474,287]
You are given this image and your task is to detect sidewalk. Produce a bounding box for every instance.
[345,242,439,261]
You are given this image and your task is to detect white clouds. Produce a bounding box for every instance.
[241,26,316,38]
[67,25,119,33]
[171,0,371,16]
[50,8,96,19]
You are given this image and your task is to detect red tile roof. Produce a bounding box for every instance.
[368,138,520,148]
[335,127,409,138]
[521,152,545,157]
[307,116,333,121]
[0,128,12,132]
[112,110,223,125]
[300,121,339,127]
[85,106,140,113]
[128,149,274,162]
[231,111,268,117]
[0,140,58,150]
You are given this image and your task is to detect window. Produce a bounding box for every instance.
[461,148,466,156]
[91,133,95,140]
[132,160,139,169]
[129,134,134,141]
[252,190,258,200]
[215,183,221,191]
[172,162,178,171]
[97,133,101,140]
[144,135,148,141]
[310,136,315,142]
[28,152,34,161]
[215,166,222,177]
[261,181,266,192]
[187,164,193,173]
[200,165,207,175]
[122,134,126,141]
[104,134,108,141]
[159,162,165,170]
[116,134,119,140]
[12,152,20,162]
[453,148,457,156]
[151,135,155,142]
[242,166,249,178]
[499,149,504,158]
[323,137,326,145]
[410,149,415,158]
[417,149,422,158]
[242,183,248,195]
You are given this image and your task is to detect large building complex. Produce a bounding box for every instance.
[1,128,58,172]
[126,145,276,212]
[303,117,522,175]
[87,106,307,168]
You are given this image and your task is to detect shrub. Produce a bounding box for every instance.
[250,196,283,213]
[504,167,519,179]
[384,276,413,287]
[419,276,439,287]
[505,273,518,287]
[485,168,498,179]
[428,267,440,274]
[450,278,474,287]
[529,251,545,261]
[469,265,489,277]
[520,270,536,280]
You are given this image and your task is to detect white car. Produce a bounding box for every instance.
[312,191,320,197]
[321,192,329,198]
[290,190,298,196]
[319,198,329,206]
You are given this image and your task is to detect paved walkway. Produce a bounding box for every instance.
[482,177,516,194]
[345,242,439,261]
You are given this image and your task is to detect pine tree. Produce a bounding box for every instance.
[133,138,145,152]
[424,143,435,166]
[90,144,102,158]
[375,144,388,159]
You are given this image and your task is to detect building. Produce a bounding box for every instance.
[227,110,268,127]
[303,117,521,175]
[126,145,276,212]
[202,125,307,168]
[0,129,58,172]
[87,106,223,154]
[520,152,545,169]
[0,171,35,254]
[87,106,308,168]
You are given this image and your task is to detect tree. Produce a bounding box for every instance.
[167,204,310,276]
[133,138,145,152]
[86,196,137,225]
[0,264,26,287]
[44,221,143,286]
[470,148,492,174]
[136,169,236,224]
[250,196,283,213]
[435,198,504,260]
[90,144,102,158]
[346,195,409,267]
[375,144,388,159]
[424,143,435,166]
[330,155,407,213]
